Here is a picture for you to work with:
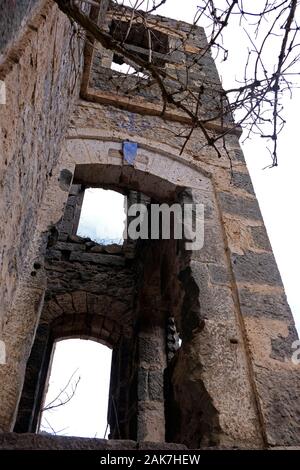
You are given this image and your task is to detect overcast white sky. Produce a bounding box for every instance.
[44,0,300,438]
[40,339,112,438]
[77,188,126,244]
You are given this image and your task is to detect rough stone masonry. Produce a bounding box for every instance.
[0,0,299,450]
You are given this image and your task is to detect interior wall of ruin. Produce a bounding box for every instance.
[0,1,40,56]
[0,1,83,431]
[15,186,138,434]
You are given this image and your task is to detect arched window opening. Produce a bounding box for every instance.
[38,339,112,438]
[76,188,126,245]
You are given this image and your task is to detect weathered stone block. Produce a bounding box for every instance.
[253,367,300,446]
[45,249,61,261]
[148,370,164,401]
[239,288,292,320]
[232,251,282,285]
[58,221,73,234]
[138,369,148,401]
[232,171,255,195]
[68,234,88,244]
[191,223,226,264]
[58,233,68,242]
[181,188,215,220]
[0,433,137,450]
[232,149,246,163]
[189,261,236,322]
[0,0,39,54]
[250,225,272,251]
[55,242,86,252]
[219,192,262,221]
[208,264,231,285]
[271,325,298,362]
[69,251,125,267]
[90,245,105,253]
[104,244,123,254]
[139,337,161,364]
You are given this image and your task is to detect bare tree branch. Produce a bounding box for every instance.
[42,368,81,412]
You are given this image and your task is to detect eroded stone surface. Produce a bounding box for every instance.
[239,287,292,320]
[0,433,137,450]
[232,251,282,285]
[219,192,262,221]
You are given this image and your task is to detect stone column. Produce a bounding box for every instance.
[137,322,167,442]
[136,244,167,443]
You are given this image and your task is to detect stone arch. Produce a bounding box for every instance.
[42,291,131,344]
[51,314,121,348]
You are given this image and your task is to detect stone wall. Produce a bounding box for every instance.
[0,1,83,431]
[65,98,300,447]
[0,1,40,54]
[0,3,299,449]
[0,433,187,450]
[84,7,226,123]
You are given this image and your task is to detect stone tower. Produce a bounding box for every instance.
[0,1,299,450]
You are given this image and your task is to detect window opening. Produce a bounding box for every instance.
[39,339,112,438]
[77,188,126,245]
[110,20,169,67]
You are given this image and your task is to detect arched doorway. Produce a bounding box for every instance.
[39,338,112,438]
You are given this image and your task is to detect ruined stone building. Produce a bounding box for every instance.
[0,0,299,450]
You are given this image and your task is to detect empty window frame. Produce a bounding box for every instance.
[109,19,169,68]
[76,188,126,245]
